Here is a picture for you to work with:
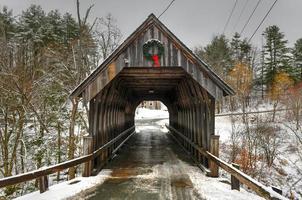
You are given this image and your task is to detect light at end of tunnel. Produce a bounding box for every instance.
[148,89,154,94]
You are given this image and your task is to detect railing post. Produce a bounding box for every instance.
[82,136,93,177]
[39,175,48,193]
[271,186,282,195]
[209,135,219,177]
[231,163,240,190]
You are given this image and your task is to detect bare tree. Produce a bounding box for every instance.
[257,124,281,167]
[67,0,97,180]
[94,13,122,63]
[285,83,302,130]
[228,116,241,162]
[269,72,293,122]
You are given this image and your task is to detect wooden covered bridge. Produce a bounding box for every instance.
[0,14,284,200]
[69,13,233,174]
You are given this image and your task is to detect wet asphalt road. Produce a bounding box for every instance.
[84,119,203,200]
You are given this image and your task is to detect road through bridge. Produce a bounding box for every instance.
[81,119,201,199]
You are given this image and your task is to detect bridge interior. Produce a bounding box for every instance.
[89,67,215,171]
[85,118,200,199]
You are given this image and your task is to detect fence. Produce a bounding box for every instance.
[0,126,135,193]
[166,125,285,200]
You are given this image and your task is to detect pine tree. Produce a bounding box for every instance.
[262,25,291,88]
[293,38,302,81]
[17,5,47,46]
[45,9,64,44]
[0,6,15,41]
[231,32,241,61]
[198,35,232,79]
[228,33,255,112]
[230,32,252,65]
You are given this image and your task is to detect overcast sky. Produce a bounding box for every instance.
[1,0,302,49]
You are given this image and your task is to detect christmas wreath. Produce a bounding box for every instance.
[143,39,164,67]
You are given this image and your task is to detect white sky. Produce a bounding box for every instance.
[1,0,302,49]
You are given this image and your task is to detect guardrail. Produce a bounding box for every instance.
[0,126,136,192]
[215,109,288,117]
[166,125,285,200]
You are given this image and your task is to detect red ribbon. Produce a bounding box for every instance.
[152,55,160,67]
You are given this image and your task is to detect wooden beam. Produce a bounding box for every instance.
[231,163,240,191]
[83,136,93,177]
[209,135,219,177]
[38,175,48,193]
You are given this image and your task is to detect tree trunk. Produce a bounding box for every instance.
[20,138,25,174]
[68,98,79,180]
[57,121,61,182]
[272,101,278,122]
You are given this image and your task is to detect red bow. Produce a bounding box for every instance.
[152,55,160,67]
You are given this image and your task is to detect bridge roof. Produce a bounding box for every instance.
[70,13,234,100]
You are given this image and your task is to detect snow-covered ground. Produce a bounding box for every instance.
[16,170,111,200]
[216,106,302,199]
[135,107,169,120]
[188,166,264,200]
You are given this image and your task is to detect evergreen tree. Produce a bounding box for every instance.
[17,5,47,46]
[45,9,64,44]
[262,25,291,88]
[293,38,302,81]
[62,13,79,46]
[197,35,232,79]
[230,32,241,61]
[230,32,252,65]
[0,6,15,41]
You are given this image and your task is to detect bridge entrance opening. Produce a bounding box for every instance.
[81,67,217,172]
[134,101,169,130]
[85,100,199,199]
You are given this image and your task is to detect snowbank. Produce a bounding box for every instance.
[135,107,169,119]
[215,116,232,143]
[188,167,264,200]
[16,170,111,200]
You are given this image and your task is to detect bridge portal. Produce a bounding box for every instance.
[70,13,233,174]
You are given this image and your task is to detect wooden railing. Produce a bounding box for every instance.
[166,125,285,200]
[0,126,136,190]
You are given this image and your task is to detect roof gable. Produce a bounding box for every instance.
[70,14,234,101]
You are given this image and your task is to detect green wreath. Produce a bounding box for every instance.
[143,39,164,67]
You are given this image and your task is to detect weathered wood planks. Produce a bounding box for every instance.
[79,22,227,102]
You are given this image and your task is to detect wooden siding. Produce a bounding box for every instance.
[83,24,224,102]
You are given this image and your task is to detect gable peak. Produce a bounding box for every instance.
[148,13,157,19]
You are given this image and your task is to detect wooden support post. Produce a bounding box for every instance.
[231,163,240,190]
[271,186,282,195]
[208,135,219,177]
[39,175,48,193]
[82,136,93,177]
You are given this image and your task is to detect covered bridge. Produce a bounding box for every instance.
[70,13,234,174]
